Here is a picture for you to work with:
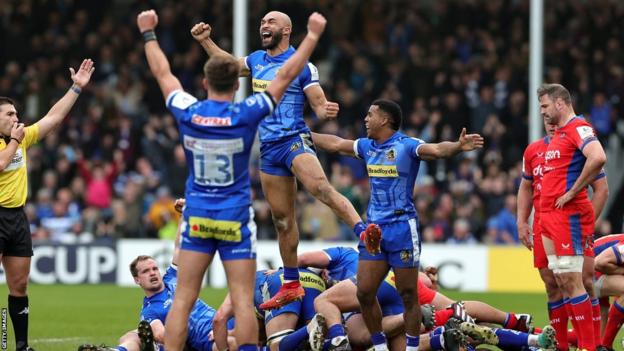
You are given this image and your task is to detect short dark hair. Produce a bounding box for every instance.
[0,97,16,108]
[129,255,154,277]
[372,99,402,130]
[537,84,571,105]
[203,54,239,93]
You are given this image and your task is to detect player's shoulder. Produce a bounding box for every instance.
[525,138,547,154]
[167,90,199,111]
[246,50,267,64]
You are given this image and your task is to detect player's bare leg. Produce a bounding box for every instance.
[223,259,258,349]
[265,313,299,351]
[259,172,305,310]
[313,279,359,349]
[292,153,361,228]
[164,251,213,351]
[357,260,390,349]
[394,267,422,345]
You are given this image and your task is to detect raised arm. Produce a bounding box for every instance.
[35,59,94,139]
[590,176,609,219]
[265,12,326,104]
[310,132,356,157]
[191,22,250,77]
[555,141,607,209]
[298,250,331,268]
[516,178,534,250]
[417,128,484,161]
[137,10,183,101]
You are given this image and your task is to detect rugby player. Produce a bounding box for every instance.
[538,83,607,351]
[518,118,608,350]
[191,12,377,310]
[137,9,327,351]
[311,99,483,350]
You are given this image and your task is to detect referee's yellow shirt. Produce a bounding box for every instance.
[0,125,39,208]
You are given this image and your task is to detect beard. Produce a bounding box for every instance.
[261,30,283,50]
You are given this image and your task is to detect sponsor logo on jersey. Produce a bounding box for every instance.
[290,141,302,151]
[254,64,264,71]
[188,216,241,242]
[2,148,24,172]
[367,165,398,177]
[367,150,377,157]
[537,152,544,157]
[191,115,232,127]
[533,164,544,177]
[252,78,271,92]
[386,149,396,160]
[576,126,595,140]
[279,272,325,291]
[545,150,561,161]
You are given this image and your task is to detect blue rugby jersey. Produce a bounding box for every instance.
[166,90,275,210]
[139,266,216,350]
[245,46,319,142]
[354,132,425,224]
[323,246,359,281]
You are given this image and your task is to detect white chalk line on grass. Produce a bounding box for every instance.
[32,336,85,343]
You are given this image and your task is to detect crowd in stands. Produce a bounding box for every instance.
[1,0,621,244]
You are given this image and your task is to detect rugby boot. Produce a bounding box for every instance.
[360,224,381,255]
[259,281,305,310]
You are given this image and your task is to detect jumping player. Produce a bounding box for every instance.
[191,12,376,309]
[311,100,483,350]
[538,83,607,351]
[137,9,328,351]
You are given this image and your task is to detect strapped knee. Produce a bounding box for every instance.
[551,255,584,274]
[267,329,294,346]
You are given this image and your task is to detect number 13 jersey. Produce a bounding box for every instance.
[166,89,275,210]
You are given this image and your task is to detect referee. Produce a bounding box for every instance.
[0,59,94,351]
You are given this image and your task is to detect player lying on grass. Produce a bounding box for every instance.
[213,268,328,351]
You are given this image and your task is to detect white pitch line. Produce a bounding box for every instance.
[32,336,85,343]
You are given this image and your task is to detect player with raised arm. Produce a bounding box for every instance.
[537,83,607,351]
[0,58,94,351]
[137,9,327,351]
[311,99,483,350]
[517,119,608,350]
[191,12,377,310]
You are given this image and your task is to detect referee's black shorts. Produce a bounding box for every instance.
[0,206,34,257]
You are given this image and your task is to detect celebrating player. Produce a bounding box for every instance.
[517,118,608,350]
[137,9,327,351]
[537,83,607,351]
[0,58,94,351]
[311,100,484,350]
[191,11,376,309]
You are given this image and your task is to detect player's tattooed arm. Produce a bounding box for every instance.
[517,178,534,250]
[418,128,484,160]
[310,132,356,157]
[190,22,250,77]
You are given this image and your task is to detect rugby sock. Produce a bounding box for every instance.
[548,298,569,351]
[371,331,389,350]
[328,324,346,339]
[493,328,529,347]
[434,309,453,326]
[567,328,578,347]
[602,300,624,348]
[353,222,367,239]
[279,326,309,351]
[406,333,419,351]
[502,313,518,329]
[238,344,258,351]
[8,295,29,350]
[569,293,594,350]
[429,333,444,350]
[591,298,601,347]
[283,267,300,283]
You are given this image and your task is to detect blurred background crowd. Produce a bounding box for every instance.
[1,0,622,245]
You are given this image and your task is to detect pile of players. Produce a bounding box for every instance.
[74,4,623,351]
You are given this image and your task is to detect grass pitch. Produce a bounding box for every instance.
[0,284,621,350]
